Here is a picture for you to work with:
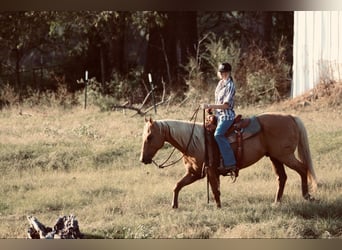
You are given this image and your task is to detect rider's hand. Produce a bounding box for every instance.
[201,103,210,109]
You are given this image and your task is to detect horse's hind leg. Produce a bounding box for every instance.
[278,154,312,200]
[270,157,287,203]
[172,172,201,208]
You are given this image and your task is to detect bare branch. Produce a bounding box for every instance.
[113,78,168,116]
[112,104,146,115]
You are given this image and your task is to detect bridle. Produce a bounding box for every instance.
[151,105,200,168]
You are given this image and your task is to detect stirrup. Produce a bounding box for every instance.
[219,167,236,175]
[224,169,238,183]
[230,172,237,183]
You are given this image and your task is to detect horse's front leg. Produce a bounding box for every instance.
[172,172,201,209]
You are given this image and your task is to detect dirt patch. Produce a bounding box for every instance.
[281,81,342,110]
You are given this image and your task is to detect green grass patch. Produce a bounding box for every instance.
[0,105,341,238]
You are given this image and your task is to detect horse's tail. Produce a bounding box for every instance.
[294,116,318,193]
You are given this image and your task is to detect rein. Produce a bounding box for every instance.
[152,106,200,169]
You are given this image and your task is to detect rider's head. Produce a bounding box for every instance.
[217,62,232,80]
[218,62,232,73]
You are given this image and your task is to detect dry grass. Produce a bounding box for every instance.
[0,100,341,239]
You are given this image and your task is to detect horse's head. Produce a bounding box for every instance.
[140,117,165,164]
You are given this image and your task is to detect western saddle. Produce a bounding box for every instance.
[204,114,252,178]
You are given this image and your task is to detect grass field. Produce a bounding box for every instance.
[0,101,341,239]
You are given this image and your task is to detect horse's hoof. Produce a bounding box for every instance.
[271,201,281,208]
[304,194,316,202]
[308,197,317,202]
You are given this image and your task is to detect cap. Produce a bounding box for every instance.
[218,63,232,72]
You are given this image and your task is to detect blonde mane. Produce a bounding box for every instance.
[156,120,205,156]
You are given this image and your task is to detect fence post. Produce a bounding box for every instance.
[148,73,157,114]
[84,70,88,109]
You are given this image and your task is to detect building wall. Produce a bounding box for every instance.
[292,11,342,97]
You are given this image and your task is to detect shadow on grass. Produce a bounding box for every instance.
[81,233,106,239]
[284,197,342,238]
[289,197,342,219]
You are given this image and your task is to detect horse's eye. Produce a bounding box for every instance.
[147,134,153,142]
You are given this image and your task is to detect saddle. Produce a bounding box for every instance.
[204,114,261,176]
[205,114,248,130]
[225,114,250,136]
[205,114,255,139]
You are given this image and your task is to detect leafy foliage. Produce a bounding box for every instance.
[183,32,291,106]
[0,11,293,107]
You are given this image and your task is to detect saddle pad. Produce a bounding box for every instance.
[227,116,261,143]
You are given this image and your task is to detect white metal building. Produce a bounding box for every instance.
[292,11,342,97]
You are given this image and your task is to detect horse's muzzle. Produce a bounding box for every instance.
[140,156,152,164]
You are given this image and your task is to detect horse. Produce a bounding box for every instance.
[139,113,317,208]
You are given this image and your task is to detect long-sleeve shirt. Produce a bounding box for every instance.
[214,77,236,120]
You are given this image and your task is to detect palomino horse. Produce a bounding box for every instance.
[140,113,317,208]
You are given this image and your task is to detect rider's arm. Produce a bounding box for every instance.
[205,103,229,110]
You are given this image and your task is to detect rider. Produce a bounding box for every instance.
[202,62,236,176]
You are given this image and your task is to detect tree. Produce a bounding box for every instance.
[144,11,198,89]
[0,11,52,101]
[197,11,293,61]
[0,11,294,105]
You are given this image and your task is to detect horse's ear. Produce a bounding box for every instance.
[144,116,153,123]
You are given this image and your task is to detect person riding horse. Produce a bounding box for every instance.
[202,62,236,176]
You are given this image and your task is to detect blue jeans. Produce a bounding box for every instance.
[214,116,236,167]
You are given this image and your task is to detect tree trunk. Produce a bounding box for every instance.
[261,12,272,57]
[144,11,198,90]
[14,48,22,104]
[117,12,127,75]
